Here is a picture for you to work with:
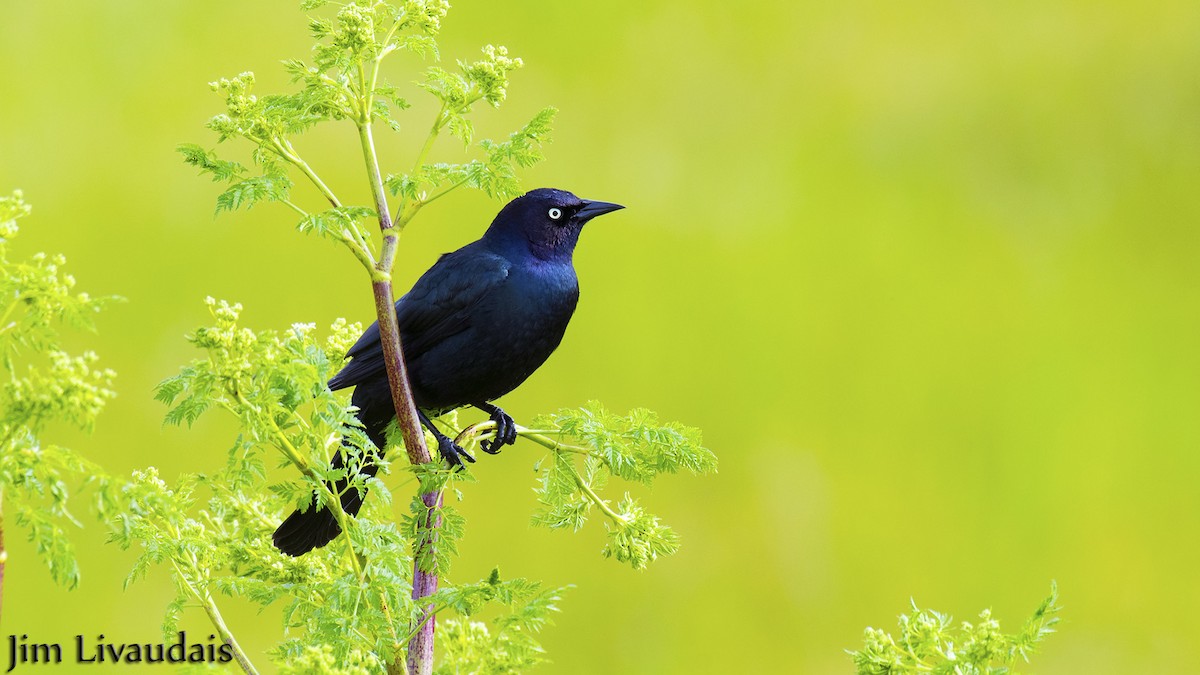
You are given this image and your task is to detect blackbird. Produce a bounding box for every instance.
[272,188,623,555]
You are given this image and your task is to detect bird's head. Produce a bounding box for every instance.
[484,188,624,261]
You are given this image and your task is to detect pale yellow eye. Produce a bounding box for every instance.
[548,207,563,220]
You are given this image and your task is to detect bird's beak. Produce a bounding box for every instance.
[576,199,625,222]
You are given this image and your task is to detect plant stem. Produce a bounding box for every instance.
[565,462,627,524]
[274,140,342,209]
[164,543,258,675]
[367,281,429,468]
[514,429,593,456]
[186,573,258,675]
[421,178,469,208]
[394,106,446,227]
[200,592,258,674]
[281,175,376,272]
[357,113,439,675]
[342,233,379,275]
[456,425,626,522]
[407,488,442,675]
[371,277,440,675]
[411,108,445,178]
[358,124,400,278]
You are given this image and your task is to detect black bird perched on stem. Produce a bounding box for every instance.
[273,188,623,556]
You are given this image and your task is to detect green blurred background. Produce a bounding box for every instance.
[3,0,1200,672]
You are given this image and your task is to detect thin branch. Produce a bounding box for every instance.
[564,462,626,524]
[198,587,260,674]
[512,429,594,456]
[358,124,400,280]
[411,106,445,177]
[171,559,259,675]
[272,139,343,209]
[394,105,446,227]
[231,390,367,583]
[341,233,379,273]
[421,177,470,209]
[284,185,377,272]
[374,20,404,79]
[346,218,378,261]
[398,598,453,647]
[280,199,309,218]
[453,423,625,522]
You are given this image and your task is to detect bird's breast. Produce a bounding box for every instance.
[411,262,579,409]
[487,263,579,357]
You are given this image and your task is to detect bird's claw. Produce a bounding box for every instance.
[480,406,518,455]
[437,434,476,467]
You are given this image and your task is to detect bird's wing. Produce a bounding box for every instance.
[328,248,511,391]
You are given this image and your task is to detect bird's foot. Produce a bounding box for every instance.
[436,432,476,467]
[480,406,518,455]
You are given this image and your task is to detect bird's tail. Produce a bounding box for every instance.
[272,453,376,557]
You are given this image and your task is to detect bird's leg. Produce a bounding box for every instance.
[417,409,476,466]
[473,401,518,454]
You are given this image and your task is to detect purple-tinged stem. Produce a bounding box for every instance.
[360,103,440,675]
[407,489,442,675]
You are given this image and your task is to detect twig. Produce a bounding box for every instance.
[174,561,259,675]
[455,424,626,523]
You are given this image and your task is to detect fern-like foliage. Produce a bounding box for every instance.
[449,403,718,571]
[122,300,577,671]
[180,0,555,247]
[0,189,118,589]
[849,583,1061,675]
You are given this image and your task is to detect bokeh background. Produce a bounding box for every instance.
[3,1,1200,672]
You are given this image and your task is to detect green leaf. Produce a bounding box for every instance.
[215,173,294,213]
[530,452,591,531]
[296,206,375,241]
[533,401,717,485]
[177,144,247,183]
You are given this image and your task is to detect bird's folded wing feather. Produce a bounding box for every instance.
[328,248,511,391]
